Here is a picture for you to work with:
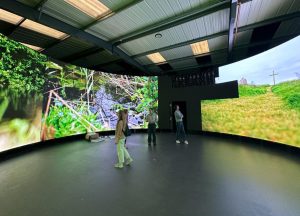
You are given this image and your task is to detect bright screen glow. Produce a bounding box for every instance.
[0,34,158,152]
[202,36,300,148]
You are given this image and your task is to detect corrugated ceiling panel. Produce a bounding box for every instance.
[43,37,95,59]
[85,29,110,41]
[43,0,94,28]
[238,0,296,27]
[169,58,198,69]
[17,0,41,7]
[234,29,253,46]
[72,50,120,67]
[88,0,227,40]
[207,35,228,51]
[10,27,56,48]
[100,0,133,11]
[160,45,193,60]
[203,9,229,35]
[119,9,229,56]
[273,18,300,38]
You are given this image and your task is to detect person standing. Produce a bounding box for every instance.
[114,110,133,168]
[174,105,188,144]
[146,108,158,146]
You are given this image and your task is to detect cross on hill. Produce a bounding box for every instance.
[269,70,278,85]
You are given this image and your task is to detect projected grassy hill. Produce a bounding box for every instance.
[201,80,300,147]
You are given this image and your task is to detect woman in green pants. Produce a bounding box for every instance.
[114,110,133,168]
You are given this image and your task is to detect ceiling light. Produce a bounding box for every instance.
[147,52,166,64]
[0,9,23,25]
[65,0,112,19]
[155,33,162,38]
[21,43,44,52]
[21,20,69,40]
[190,40,210,55]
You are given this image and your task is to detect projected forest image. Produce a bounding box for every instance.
[201,36,300,147]
[43,64,157,140]
[0,34,157,151]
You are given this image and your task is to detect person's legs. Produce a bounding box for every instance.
[176,122,180,141]
[148,125,152,144]
[152,124,156,145]
[116,138,125,167]
[181,122,186,141]
[180,122,188,144]
[123,143,133,165]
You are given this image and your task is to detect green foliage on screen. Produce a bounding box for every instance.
[0,34,47,93]
[272,80,300,111]
[238,85,268,97]
[46,102,103,138]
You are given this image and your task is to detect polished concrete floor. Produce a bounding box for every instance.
[0,133,300,216]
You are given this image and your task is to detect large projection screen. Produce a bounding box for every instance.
[0,34,158,152]
[201,36,300,148]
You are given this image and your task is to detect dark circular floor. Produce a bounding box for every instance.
[0,133,300,216]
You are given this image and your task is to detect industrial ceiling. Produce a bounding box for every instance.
[0,0,299,76]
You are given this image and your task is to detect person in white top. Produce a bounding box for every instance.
[174,105,188,144]
[146,108,158,146]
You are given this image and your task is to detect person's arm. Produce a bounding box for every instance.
[155,114,158,123]
[115,120,123,144]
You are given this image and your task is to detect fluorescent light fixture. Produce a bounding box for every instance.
[65,0,112,19]
[21,43,44,52]
[190,40,210,55]
[147,52,166,64]
[0,9,23,25]
[21,20,69,40]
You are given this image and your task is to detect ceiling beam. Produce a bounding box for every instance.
[60,47,104,62]
[131,11,300,58]
[228,0,238,61]
[6,0,48,36]
[0,0,148,74]
[112,0,231,46]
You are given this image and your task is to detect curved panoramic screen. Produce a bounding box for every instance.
[201,36,300,148]
[0,34,158,152]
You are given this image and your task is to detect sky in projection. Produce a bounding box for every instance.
[216,36,300,85]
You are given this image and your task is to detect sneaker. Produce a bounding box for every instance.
[114,163,123,168]
[125,158,133,166]
[176,140,180,144]
[184,140,189,145]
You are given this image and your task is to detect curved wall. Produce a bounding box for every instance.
[201,36,300,148]
[0,34,158,152]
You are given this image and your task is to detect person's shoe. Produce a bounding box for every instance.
[176,140,180,144]
[148,143,151,146]
[153,142,156,146]
[114,163,123,168]
[184,140,189,145]
[125,158,133,166]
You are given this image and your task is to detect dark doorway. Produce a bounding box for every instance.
[171,101,187,132]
